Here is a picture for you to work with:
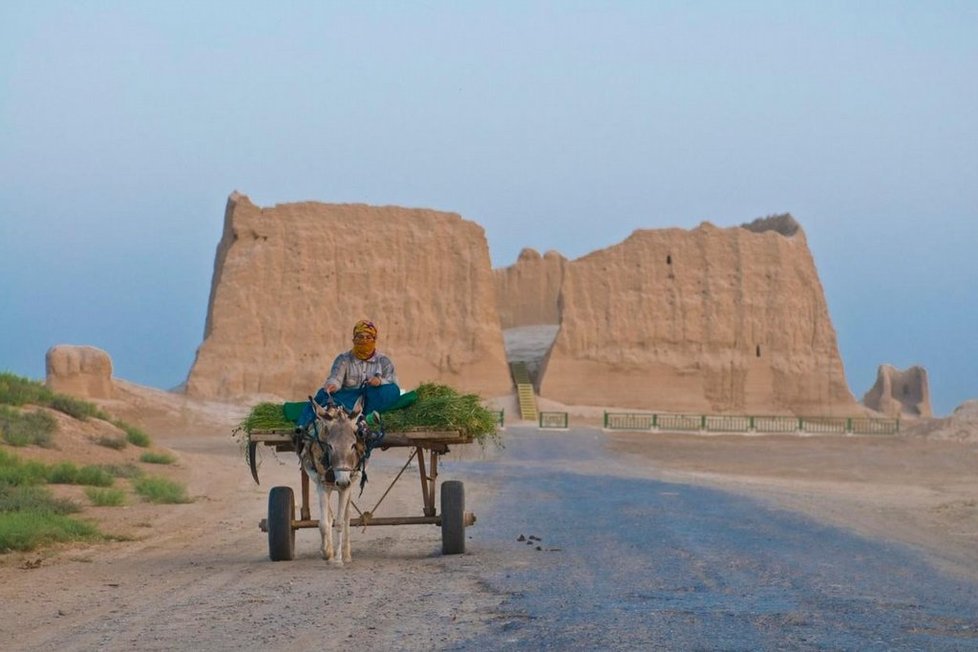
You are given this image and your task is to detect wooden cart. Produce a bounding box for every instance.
[248,429,477,560]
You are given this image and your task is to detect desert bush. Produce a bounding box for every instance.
[139,451,175,465]
[0,483,80,514]
[121,424,151,448]
[95,435,128,450]
[96,463,144,479]
[0,511,100,552]
[0,372,52,406]
[0,450,49,486]
[45,462,115,487]
[85,487,126,507]
[133,476,191,504]
[48,394,108,421]
[0,405,56,447]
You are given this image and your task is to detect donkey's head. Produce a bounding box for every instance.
[310,396,364,489]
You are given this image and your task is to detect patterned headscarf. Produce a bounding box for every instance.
[351,320,378,360]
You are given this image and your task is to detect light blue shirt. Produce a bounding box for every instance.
[325,350,398,390]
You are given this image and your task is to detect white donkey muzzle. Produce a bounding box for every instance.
[332,469,353,488]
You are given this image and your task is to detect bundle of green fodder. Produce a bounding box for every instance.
[380,383,500,446]
[237,383,500,446]
[238,402,293,435]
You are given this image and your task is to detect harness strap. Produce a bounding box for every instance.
[356,411,386,495]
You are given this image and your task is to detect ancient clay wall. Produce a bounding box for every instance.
[46,345,115,399]
[539,216,859,415]
[185,193,511,401]
[494,248,566,328]
[862,364,932,418]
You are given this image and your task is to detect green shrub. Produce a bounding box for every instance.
[0,372,109,421]
[0,405,56,447]
[122,424,151,448]
[139,451,175,465]
[45,462,80,484]
[46,462,114,487]
[0,511,101,552]
[85,487,126,507]
[133,476,191,504]
[0,483,80,514]
[48,394,107,421]
[0,372,52,407]
[95,435,127,450]
[76,466,115,487]
[97,463,144,479]
[0,450,49,486]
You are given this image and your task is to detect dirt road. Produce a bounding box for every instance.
[0,431,505,650]
[1,423,977,650]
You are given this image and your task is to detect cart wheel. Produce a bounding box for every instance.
[268,486,296,561]
[441,480,465,555]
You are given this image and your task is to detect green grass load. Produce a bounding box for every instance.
[379,383,500,445]
[239,383,500,446]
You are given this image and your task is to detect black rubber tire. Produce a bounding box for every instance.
[268,486,296,561]
[441,480,465,555]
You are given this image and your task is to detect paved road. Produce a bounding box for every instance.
[453,427,978,651]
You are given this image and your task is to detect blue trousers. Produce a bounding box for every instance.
[297,384,401,428]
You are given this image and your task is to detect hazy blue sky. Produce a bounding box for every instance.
[1,2,975,415]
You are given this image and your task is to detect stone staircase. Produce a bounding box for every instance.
[509,362,538,421]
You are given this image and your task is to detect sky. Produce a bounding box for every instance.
[1,1,975,416]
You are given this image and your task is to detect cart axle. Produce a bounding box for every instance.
[259,512,476,532]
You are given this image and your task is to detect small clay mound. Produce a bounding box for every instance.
[904,400,978,442]
[46,345,115,399]
[740,213,800,237]
[862,364,932,418]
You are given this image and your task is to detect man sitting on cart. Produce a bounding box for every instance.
[298,320,401,428]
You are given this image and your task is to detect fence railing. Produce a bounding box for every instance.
[539,411,569,429]
[849,417,899,435]
[603,412,899,435]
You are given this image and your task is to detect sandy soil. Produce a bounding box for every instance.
[1,384,976,649]
[604,432,978,584]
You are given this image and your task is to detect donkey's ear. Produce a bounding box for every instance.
[309,396,329,420]
[351,395,365,419]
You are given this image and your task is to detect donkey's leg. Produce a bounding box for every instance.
[318,484,335,561]
[338,486,354,563]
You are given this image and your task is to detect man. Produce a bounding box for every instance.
[300,320,401,426]
[324,320,398,399]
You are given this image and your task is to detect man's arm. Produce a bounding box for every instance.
[325,353,349,392]
[378,354,398,386]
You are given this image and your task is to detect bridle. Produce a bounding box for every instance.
[306,411,365,483]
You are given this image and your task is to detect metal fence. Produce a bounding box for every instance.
[656,414,703,431]
[752,416,800,433]
[539,411,569,429]
[800,416,848,434]
[602,412,899,435]
[704,415,752,432]
[849,417,899,435]
[604,413,656,431]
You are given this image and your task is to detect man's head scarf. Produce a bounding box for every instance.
[352,320,378,360]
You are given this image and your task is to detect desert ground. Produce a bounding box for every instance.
[1,382,976,649]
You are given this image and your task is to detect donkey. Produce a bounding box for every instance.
[299,396,366,564]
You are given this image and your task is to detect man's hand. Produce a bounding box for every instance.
[325,383,338,393]
[368,376,382,387]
